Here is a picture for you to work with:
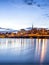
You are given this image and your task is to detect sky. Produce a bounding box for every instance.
[0,0,49,30]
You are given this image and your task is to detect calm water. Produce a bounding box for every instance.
[0,38,49,63]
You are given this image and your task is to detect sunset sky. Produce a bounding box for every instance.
[0,0,49,30]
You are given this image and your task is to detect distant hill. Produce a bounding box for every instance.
[0,27,18,33]
[25,27,32,31]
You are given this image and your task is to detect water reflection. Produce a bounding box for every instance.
[0,38,48,63]
[40,39,47,63]
[34,39,48,63]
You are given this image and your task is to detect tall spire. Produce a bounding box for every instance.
[32,24,33,29]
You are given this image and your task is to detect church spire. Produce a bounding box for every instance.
[32,24,33,29]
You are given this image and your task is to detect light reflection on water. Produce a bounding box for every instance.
[0,38,49,63]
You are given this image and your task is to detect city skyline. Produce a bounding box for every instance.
[0,0,49,30]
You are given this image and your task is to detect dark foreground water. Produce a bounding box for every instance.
[0,38,49,65]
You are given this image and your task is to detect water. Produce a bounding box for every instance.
[0,38,49,64]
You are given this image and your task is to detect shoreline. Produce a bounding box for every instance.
[0,36,49,38]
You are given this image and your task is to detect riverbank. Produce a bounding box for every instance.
[0,34,49,38]
[4,35,49,38]
[0,27,49,38]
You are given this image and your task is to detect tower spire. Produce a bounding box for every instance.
[32,24,33,29]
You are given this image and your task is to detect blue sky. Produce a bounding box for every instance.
[0,0,49,30]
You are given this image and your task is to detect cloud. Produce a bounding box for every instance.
[24,0,49,8]
[4,0,49,19]
[24,0,33,5]
[43,14,49,18]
